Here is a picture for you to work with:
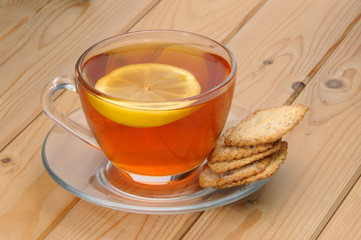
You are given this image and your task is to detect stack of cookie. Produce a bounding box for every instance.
[199,104,309,189]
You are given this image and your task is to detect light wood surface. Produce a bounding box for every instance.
[319,177,361,239]
[0,0,360,239]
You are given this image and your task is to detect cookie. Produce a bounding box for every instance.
[208,140,282,173]
[209,134,277,162]
[199,157,271,188]
[219,142,288,188]
[224,105,308,147]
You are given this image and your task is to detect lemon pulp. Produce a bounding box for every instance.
[87,63,202,127]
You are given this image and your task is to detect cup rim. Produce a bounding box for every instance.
[75,29,237,104]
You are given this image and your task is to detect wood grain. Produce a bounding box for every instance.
[47,0,361,238]
[1,0,360,239]
[0,0,266,239]
[184,3,361,239]
[0,0,49,39]
[34,0,361,239]
[0,1,160,238]
[0,0,159,150]
[0,93,80,240]
[131,0,266,43]
[45,201,201,240]
[318,177,361,239]
[226,0,361,110]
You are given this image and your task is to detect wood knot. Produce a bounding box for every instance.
[0,157,18,174]
[263,60,273,65]
[325,79,343,89]
[2,157,12,164]
[292,81,305,90]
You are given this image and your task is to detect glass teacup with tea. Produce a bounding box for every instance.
[42,30,236,185]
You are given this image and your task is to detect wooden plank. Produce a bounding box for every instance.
[41,0,361,238]
[0,0,159,150]
[0,0,160,239]
[40,0,268,238]
[183,2,361,239]
[226,0,361,110]
[0,0,265,151]
[0,0,50,39]
[131,0,267,43]
[0,0,266,239]
[318,177,361,239]
[2,0,359,239]
[45,201,201,240]
[0,93,80,240]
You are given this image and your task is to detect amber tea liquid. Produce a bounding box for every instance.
[78,43,235,176]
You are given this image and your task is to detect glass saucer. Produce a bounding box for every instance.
[41,102,268,214]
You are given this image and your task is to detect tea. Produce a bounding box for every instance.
[77,43,235,176]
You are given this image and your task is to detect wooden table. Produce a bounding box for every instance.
[1,0,360,239]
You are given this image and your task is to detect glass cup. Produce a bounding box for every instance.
[42,30,236,185]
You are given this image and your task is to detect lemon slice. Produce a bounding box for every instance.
[87,63,201,127]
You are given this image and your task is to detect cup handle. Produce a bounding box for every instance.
[41,76,100,149]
